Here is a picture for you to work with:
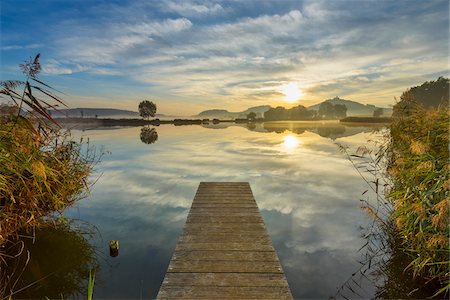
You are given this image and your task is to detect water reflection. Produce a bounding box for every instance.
[1,220,97,299]
[282,134,300,152]
[62,123,386,298]
[140,126,158,144]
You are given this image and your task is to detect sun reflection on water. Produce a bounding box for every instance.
[282,134,300,151]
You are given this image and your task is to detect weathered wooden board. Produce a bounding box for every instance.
[157,182,293,299]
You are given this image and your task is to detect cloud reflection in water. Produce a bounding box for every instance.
[66,123,383,298]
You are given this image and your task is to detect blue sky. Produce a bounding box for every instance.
[1,0,448,115]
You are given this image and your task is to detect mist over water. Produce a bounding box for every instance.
[62,122,383,299]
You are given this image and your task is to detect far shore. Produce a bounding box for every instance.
[55,116,392,128]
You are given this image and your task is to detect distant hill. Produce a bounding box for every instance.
[197,105,271,119]
[50,108,167,119]
[307,97,392,117]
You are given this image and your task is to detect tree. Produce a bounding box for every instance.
[247,111,256,121]
[138,100,157,120]
[373,108,383,117]
[264,106,287,121]
[318,102,334,119]
[333,104,347,119]
[393,77,449,117]
[289,105,310,120]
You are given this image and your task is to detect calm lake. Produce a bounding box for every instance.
[18,121,388,299]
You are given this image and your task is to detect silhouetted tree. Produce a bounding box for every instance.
[138,100,157,120]
[289,105,313,120]
[247,112,256,121]
[318,102,334,119]
[264,105,316,121]
[393,77,449,117]
[140,126,158,144]
[333,104,347,119]
[264,106,287,120]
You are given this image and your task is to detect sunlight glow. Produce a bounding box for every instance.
[281,82,303,103]
[282,134,300,151]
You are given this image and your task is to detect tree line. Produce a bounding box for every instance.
[262,102,347,121]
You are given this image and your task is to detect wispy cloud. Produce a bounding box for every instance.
[1,43,42,51]
[164,1,225,17]
[0,0,448,113]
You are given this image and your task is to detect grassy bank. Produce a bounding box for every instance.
[0,55,96,297]
[385,105,449,295]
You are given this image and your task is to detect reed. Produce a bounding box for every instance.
[335,99,448,298]
[386,105,449,295]
[0,54,97,298]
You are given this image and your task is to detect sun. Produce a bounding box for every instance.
[281,82,303,103]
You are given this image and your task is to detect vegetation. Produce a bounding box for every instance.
[393,77,449,117]
[264,105,317,121]
[337,78,449,298]
[138,100,157,120]
[334,77,449,298]
[373,107,384,117]
[0,54,96,298]
[246,111,256,121]
[318,102,347,119]
[386,104,449,295]
[264,103,348,121]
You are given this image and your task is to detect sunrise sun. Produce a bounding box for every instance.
[281,82,303,103]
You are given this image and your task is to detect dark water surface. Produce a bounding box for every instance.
[21,121,388,299]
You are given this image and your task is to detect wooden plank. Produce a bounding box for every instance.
[175,242,274,251]
[170,250,279,262]
[157,182,293,299]
[157,286,293,299]
[186,216,264,223]
[168,260,283,273]
[162,273,289,287]
[179,234,270,243]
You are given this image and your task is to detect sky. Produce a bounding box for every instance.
[1,0,448,115]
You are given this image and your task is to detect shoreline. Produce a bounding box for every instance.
[55,117,391,127]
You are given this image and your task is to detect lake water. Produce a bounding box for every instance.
[15,121,388,299]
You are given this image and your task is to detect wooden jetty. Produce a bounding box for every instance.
[157,182,293,299]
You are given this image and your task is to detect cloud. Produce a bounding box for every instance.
[42,59,89,75]
[127,17,193,36]
[3,0,446,113]
[1,43,42,51]
[66,124,382,298]
[164,1,225,17]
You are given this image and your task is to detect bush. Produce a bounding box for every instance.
[0,116,93,244]
[0,54,95,256]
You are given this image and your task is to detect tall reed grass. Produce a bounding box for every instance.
[386,105,449,296]
[336,104,448,298]
[0,54,97,298]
